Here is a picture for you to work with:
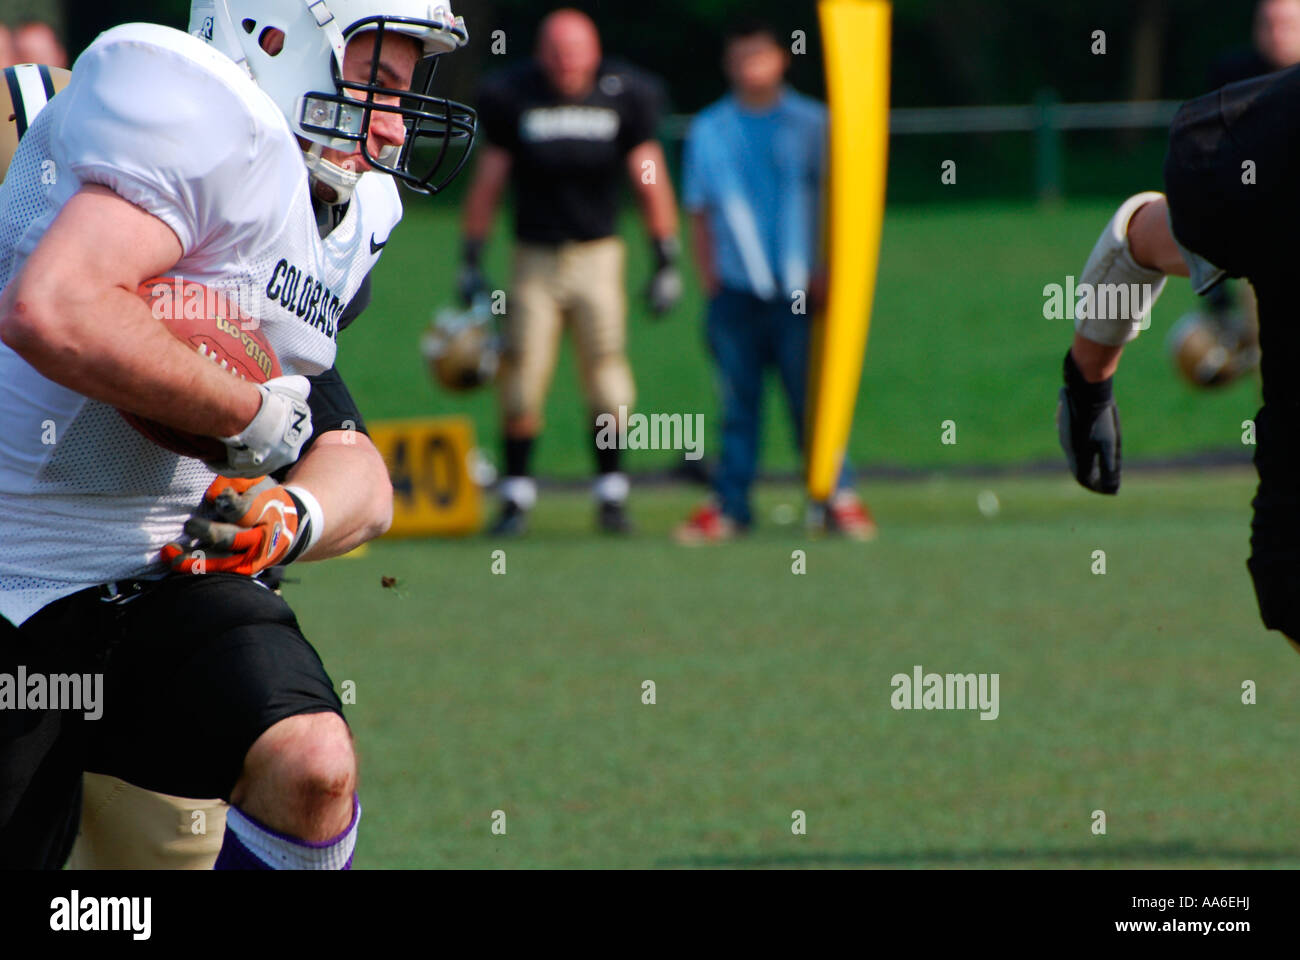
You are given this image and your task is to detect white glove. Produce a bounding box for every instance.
[219,375,313,478]
[648,264,683,317]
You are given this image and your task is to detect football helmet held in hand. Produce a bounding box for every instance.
[421,299,499,392]
[1167,306,1260,389]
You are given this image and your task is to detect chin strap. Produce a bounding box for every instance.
[303,142,361,205]
[303,142,402,205]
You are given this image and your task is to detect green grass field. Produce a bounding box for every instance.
[288,198,1297,868]
[348,198,1261,477]
[293,470,1300,869]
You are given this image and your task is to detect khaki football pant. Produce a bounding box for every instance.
[499,236,635,425]
[65,773,224,870]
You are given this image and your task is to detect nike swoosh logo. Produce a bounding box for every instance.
[370,233,389,255]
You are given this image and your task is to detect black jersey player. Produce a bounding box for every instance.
[1059,64,1300,648]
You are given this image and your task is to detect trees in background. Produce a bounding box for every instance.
[56,0,1258,111]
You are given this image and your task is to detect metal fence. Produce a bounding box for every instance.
[663,93,1184,202]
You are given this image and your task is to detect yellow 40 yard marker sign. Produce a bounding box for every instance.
[368,416,482,536]
[806,0,891,502]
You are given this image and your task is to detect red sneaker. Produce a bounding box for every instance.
[827,491,878,541]
[674,502,738,545]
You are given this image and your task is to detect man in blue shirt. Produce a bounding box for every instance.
[675,19,874,543]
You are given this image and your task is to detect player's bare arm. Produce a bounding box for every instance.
[0,184,262,436]
[627,139,682,316]
[161,430,393,577]
[462,143,512,241]
[280,430,393,561]
[1060,192,1193,494]
[457,144,511,305]
[1070,196,1190,383]
[626,139,679,240]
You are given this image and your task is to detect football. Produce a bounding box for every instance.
[120,277,280,461]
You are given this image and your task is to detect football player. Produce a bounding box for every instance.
[65,260,395,869]
[458,9,681,536]
[0,62,212,870]
[0,0,474,869]
[1057,64,1300,651]
[1161,0,1300,391]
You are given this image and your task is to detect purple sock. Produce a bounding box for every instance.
[214,796,360,870]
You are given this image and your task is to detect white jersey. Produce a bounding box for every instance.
[0,23,402,625]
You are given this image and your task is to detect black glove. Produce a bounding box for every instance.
[1058,349,1121,494]
[458,238,489,307]
[646,237,683,318]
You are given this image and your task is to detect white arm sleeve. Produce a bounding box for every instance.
[1075,191,1169,346]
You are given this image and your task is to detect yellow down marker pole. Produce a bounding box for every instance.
[806,0,891,502]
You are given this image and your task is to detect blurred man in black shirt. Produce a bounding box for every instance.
[1208,0,1300,88]
[459,8,681,535]
[13,21,69,69]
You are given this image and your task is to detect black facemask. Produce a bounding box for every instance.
[298,17,477,195]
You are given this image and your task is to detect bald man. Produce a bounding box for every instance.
[1207,0,1300,86]
[460,9,681,536]
[13,21,68,70]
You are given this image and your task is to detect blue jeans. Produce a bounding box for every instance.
[705,288,852,526]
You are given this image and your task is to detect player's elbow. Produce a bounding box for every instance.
[0,284,73,362]
[357,441,393,540]
[367,474,394,540]
[0,300,35,353]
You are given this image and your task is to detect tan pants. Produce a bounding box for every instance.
[65,773,225,870]
[499,236,635,425]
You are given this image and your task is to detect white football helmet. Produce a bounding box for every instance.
[1167,308,1260,388]
[421,299,499,392]
[189,0,476,196]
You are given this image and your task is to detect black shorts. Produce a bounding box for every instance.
[1245,400,1300,639]
[0,573,344,869]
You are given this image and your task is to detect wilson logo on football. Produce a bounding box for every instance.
[122,277,282,461]
[146,278,274,380]
[209,317,275,380]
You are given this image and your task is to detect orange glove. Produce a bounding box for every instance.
[162,476,307,576]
